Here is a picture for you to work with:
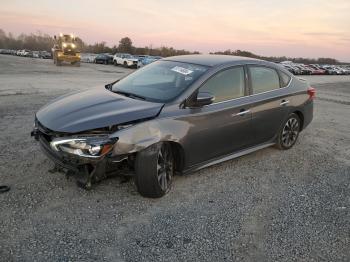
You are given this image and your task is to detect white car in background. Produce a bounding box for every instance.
[80,53,97,63]
[32,51,40,58]
[21,49,31,56]
[113,53,140,68]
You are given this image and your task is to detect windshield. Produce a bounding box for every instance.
[112,60,208,102]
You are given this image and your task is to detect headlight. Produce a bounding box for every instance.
[50,136,116,158]
[71,43,76,48]
[62,43,67,48]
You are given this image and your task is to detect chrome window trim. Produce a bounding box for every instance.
[186,64,293,108]
[208,76,292,106]
[249,77,291,98]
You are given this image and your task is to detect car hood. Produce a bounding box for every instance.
[36,86,164,133]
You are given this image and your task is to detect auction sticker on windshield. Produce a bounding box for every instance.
[171,66,193,75]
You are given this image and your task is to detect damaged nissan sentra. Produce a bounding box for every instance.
[31,55,314,198]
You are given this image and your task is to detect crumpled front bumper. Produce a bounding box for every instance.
[31,126,116,188]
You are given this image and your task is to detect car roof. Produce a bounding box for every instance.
[163,54,263,67]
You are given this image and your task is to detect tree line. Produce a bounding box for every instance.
[0,29,199,57]
[0,29,342,63]
[210,49,341,65]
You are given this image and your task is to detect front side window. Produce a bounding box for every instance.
[249,66,280,94]
[199,67,245,103]
[112,61,208,102]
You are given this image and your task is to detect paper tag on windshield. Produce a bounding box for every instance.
[171,66,193,75]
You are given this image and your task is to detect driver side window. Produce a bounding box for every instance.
[199,67,245,103]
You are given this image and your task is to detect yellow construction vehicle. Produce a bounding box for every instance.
[52,33,81,66]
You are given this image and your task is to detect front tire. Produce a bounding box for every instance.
[135,142,174,198]
[276,113,301,150]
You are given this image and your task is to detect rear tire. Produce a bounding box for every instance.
[276,113,301,150]
[134,142,174,198]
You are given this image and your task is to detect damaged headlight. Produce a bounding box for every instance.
[50,136,117,158]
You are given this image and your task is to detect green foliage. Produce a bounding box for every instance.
[118,37,133,53]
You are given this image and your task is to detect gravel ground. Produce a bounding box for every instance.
[0,55,349,261]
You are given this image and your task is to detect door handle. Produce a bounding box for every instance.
[235,109,250,116]
[280,100,290,106]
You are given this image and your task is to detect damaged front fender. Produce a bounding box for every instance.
[110,118,192,155]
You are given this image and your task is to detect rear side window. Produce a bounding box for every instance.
[280,71,291,87]
[200,67,245,103]
[249,66,280,94]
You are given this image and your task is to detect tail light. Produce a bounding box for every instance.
[307,87,316,100]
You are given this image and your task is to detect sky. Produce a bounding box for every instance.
[1,0,350,61]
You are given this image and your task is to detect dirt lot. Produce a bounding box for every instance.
[0,54,349,262]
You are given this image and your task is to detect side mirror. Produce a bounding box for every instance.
[189,92,215,107]
[54,35,56,40]
[105,80,119,90]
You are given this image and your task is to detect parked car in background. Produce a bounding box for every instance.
[24,50,33,57]
[335,66,350,75]
[294,64,312,75]
[0,49,12,55]
[33,51,40,58]
[113,53,140,68]
[40,51,52,59]
[308,65,326,75]
[31,55,314,197]
[321,65,338,75]
[94,53,113,65]
[281,64,301,75]
[17,49,31,56]
[139,56,163,67]
[81,53,97,63]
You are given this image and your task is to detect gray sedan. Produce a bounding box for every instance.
[32,55,314,198]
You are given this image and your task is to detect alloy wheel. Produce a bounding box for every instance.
[282,117,299,147]
[156,144,173,192]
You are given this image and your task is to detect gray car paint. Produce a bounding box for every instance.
[35,55,313,172]
[36,86,164,133]
[109,56,312,170]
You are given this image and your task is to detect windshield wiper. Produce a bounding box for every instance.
[114,90,146,101]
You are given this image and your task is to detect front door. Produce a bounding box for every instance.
[181,66,254,166]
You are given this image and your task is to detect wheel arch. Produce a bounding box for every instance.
[168,141,185,173]
[292,110,304,130]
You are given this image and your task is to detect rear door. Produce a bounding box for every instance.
[247,65,291,144]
